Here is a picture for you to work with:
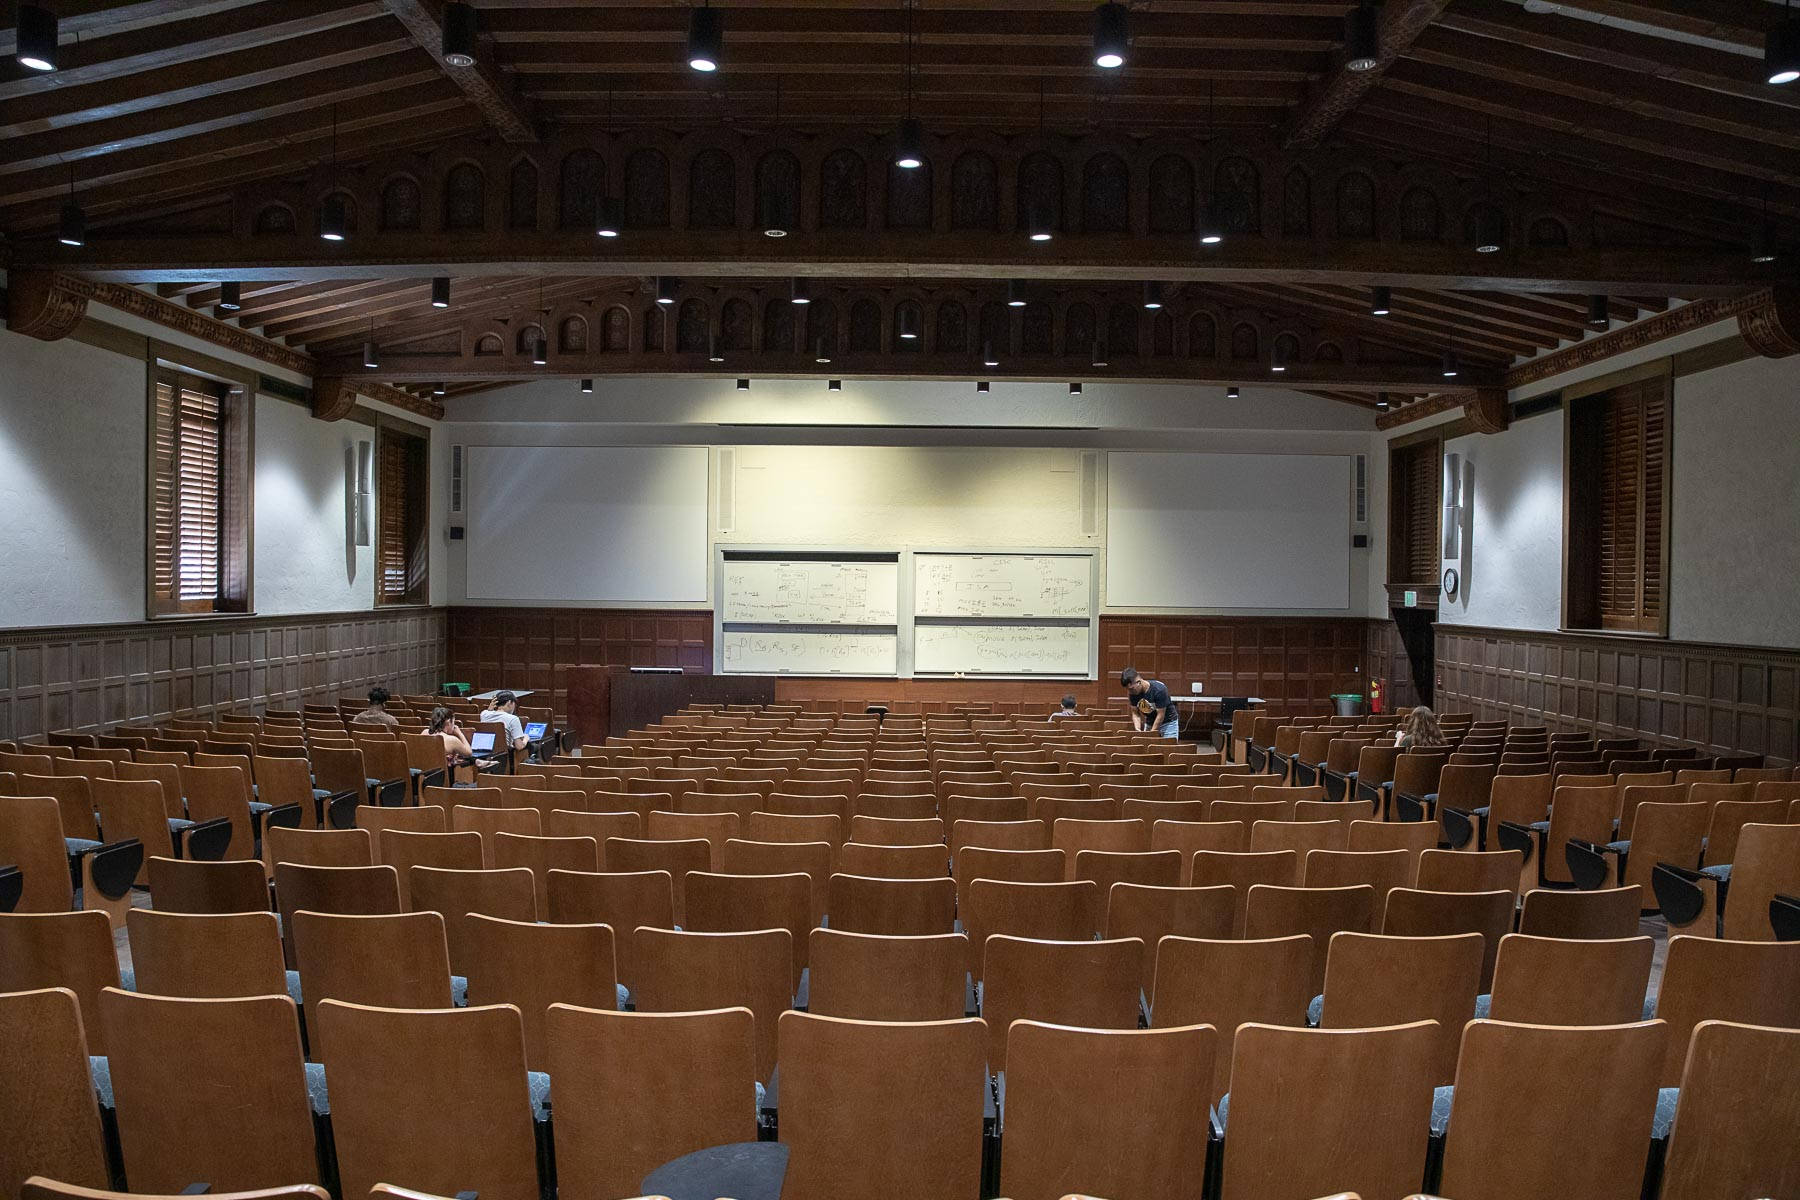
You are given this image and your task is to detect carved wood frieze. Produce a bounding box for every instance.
[5,269,90,341]
[1737,284,1800,359]
[1462,387,1510,434]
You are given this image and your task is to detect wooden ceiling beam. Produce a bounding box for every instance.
[381,0,538,143]
[1523,0,1779,51]
[0,1,387,100]
[1327,285,1579,345]
[518,73,1309,102]
[229,279,442,325]
[498,41,1326,74]
[0,1,264,55]
[1285,0,1449,149]
[289,277,610,347]
[1222,281,1538,360]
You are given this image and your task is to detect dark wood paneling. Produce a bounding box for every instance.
[445,606,712,721]
[1365,617,1422,712]
[0,607,446,740]
[1436,625,1799,766]
[772,678,1104,717]
[1098,615,1372,719]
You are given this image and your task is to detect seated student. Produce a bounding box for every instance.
[350,685,401,730]
[1121,667,1179,739]
[479,690,530,756]
[1393,705,1447,750]
[1048,694,1081,722]
[424,706,485,782]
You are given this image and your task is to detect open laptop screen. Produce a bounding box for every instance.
[524,722,548,741]
[468,730,496,754]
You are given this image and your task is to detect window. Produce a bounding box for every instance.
[149,367,250,616]
[377,426,429,605]
[1387,435,1441,595]
[1565,366,1670,634]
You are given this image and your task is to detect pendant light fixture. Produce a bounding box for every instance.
[1142,281,1165,310]
[976,380,991,393]
[1767,0,1800,85]
[596,196,622,238]
[1007,280,1028,308]
[1197,81,1223,245]
[363,319,380,369]
[827,378,843,392]
[58,164,85,247]
[687,1,721,72]
[1752,192,1779,263]
[1440,348,1459,379]
[790,278,811,305]
[983,341,1000,368]
[319,106,348,241]
[708,329,725,364]
[532,281,549,366]
[442,2,477,66]
[814,338,832,365]
[1069,382,1083,395]
[1376,392,1391,411]
[898,307,920,340]
[1270,343,1288,373]
[217,282,242,313]
[431,276,451,308]
[579,379,593,394]
[434,381,448,396]
[736,378,751,391]
[758,79,793,236]
[15,3,57,72]
[1473,116,1503,254]
[1344,1,1380,72]
[1091,339,1108,369]
[1370,286,1391,316]
[656,276,677,305]
[1024,79,1054,241]
[1227,386,1241,400]
[1092,2,1128,69]
[1586,295,1609,328]
[894,3,925,169]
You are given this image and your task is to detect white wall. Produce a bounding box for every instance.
[1436,410,1564,632]
[252,394,375,617]
[1670,354,1800,649]
[0,332,146,627]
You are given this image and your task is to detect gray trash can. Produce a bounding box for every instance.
[1330,693,1363,717]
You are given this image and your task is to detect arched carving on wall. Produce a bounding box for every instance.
[558,315,587,353]
[559,150,604,231]
[886,160,932,230]
[951,150,999,231]
[508,159,538,230]
[893,300,924,351]
[1399,187,1441,242]
[1189,313,1217,359]
[1315,341,1343,363]
[516,323,545,355]
[1147,154,1194,234]
[1151,309,1174,356]
[1528,216,1569,247]
[318,191,357,238]
[1214,157,1260,235]
[978,301,1008,356]
[935,300,968,354]
[474,332,503,356]
[720,298,753,352]
[1021,304,1053,355]
[253,203,295,234]
[755,149,802,234]
[601,305,630,352]
[1017,151,1064,233]
[762,298,795,352]
[1272,330,1301,364]
[1107,302,1140,357]
[676,299,709,353]
[443,162,485,231]
[1230,321,1259,361]
[1082,152,1130,234]
[807,298,838,357]
[1064,302,1097,356]
[1335,172,1376,239]
[625,148,670,228]
[848,298,882,352]
[688,148,736,229]
[1282,168,1312,238]
[380,177,422,231]
[642,305,665,352]
[819,148,867,229]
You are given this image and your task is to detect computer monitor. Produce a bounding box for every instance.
[524,722,547,741]
[468,730,496,755]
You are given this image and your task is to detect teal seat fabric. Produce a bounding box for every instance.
[89,1055,114,1110]
[249,800,272,815]
[304,1061,330,1115]
[1529,820,1550,833]
[166,817,195,833]
[1654,1086,1679,1139]
[118,965,135,992]
[65,837,102,854]
[1606,839,1631,852]
[451,975,468,1006]
[1473,993,1492,1019]
[1430,1084,1455,1136]
[1307,993,1324,1026]
[529,1070,552,1122]
[615,982,628,1011]
[1701,864,1732,882]
[285,969,303,1008]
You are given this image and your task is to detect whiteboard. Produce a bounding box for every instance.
[1106,452,1352,610]
[465,446,708,603]
[913,554,1091,618]
[914,623,1090,675]
[722,630,899,675]
[722,560,898,625]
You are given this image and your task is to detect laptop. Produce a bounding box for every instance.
[468,730,496,755]
[524,721,548,742]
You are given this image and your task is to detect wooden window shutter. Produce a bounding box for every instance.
[1388,438,1441,588]
[150,372,231,613]
[1596,376,1668,632]
[377,430,429,605]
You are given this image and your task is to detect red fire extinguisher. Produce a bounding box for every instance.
[1370,678,1386,714]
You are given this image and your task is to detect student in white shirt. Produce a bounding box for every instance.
[480,691,529,753]
[1048,694,1081,721]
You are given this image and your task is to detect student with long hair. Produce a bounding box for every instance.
[1395,705,1447,750]
[424,705,475,773]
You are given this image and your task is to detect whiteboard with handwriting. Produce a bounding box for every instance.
[722,630,899,675]
[721,560,898,625]
[914,623,1089,675]
[913,554,1092,618]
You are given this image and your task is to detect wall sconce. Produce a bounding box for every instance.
[353,439,373,546]
[1442,451,1462,560]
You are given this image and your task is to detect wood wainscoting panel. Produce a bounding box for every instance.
[1436,625,1798,766]
[0,608,446,741]
[1098,616,1373,719]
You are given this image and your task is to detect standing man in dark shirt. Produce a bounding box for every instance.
[1121,667,1179,739]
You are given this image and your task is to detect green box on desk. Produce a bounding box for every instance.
[441,682,471,697]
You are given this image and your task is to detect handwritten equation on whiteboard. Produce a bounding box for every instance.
[721,630,899,675]
[914,623,1089,675]
[721,560,899,625]
[913,554,1091,618]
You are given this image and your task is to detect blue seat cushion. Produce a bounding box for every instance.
[249,800,271,815]
[1701,864,1731,882]
[529,1070,552,1123]
[1431,1084,1455,1136]
[1606,839,1631,853]
[312,788,333,802]
[616,982,628,1011]
[1307,994,1324,1026]
[285,970,303,1007]
[166,817,195,833]
[65,837,102,855]
[451,975,468,1006]
[89,1055,114,1110]
[118,965,135,992]
[305,1061,330,1115]
[1473,993,1492,1019]
[1472,806,1490,817]
[1654,1086,1680,1139]
[1529,820,1550,833]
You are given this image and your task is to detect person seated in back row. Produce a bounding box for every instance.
[1121,667,1179,739]
[350,686,400,730]
[479,690,531,755]
[1048,694,1081,722]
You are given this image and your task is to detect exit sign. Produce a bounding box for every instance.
[1403,589,1418,608]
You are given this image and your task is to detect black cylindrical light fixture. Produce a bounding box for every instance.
[1227,386,1241,400]
[814,338,832,364]
[687,3,721,72]
[708,330,724,364]
[1092,2,1128,69]
[1767,10,1800,85]
[1752,222,1779,264]
[735,377,750,391]
[433,381,448,396]
[1270,344,1288,373]
[1586,295,1610,328]
[655,276,677,305]
[58,199,86,247]
[580,379,593,394]
[1007,280,1028,308]
[320,193,348,242]
[1025,203,1054,242]
[1345,1,1380,72]
[1142,281,1164,310]
[532,334,549,366]
[898,307,919,340]
[1091,339,1108,369]
[827,378,842,392]
[1370,285,1391,316]
[16,4,58,72]
[1376,391,1391,411]
[976,380,991,394]
[442,2,477,66]
[758,187,791,237]
[1473,207,1504,254]
[596,196,622,238]
[431,276,451,308]
[1441,349,1459,378]
[790,277,811,305]
[983,341,1000,368]
[1198,198,1223,246]
[363,340,379,370]
[217,282,242,312]
[894,117,925,170]
[1069,382,1083,395]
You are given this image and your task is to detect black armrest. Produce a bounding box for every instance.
[0,864,21,913]
[415,766,447,793]
[251,803,303,840]
[327,792,362,830]
[1771,894,1800,943]
[180,816,234,861]
[1495,820,1537,871]
[1440,806,1475,851]
[1393,792,1429,823]
[73,837,144,901]
[314,788,360,827]
[373,776,411,807]
[1651,862,1709,927]
[1565,838,1612,891]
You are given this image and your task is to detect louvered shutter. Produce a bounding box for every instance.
[151,372,227,612]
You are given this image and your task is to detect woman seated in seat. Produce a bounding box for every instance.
[1393,706,1447,751]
